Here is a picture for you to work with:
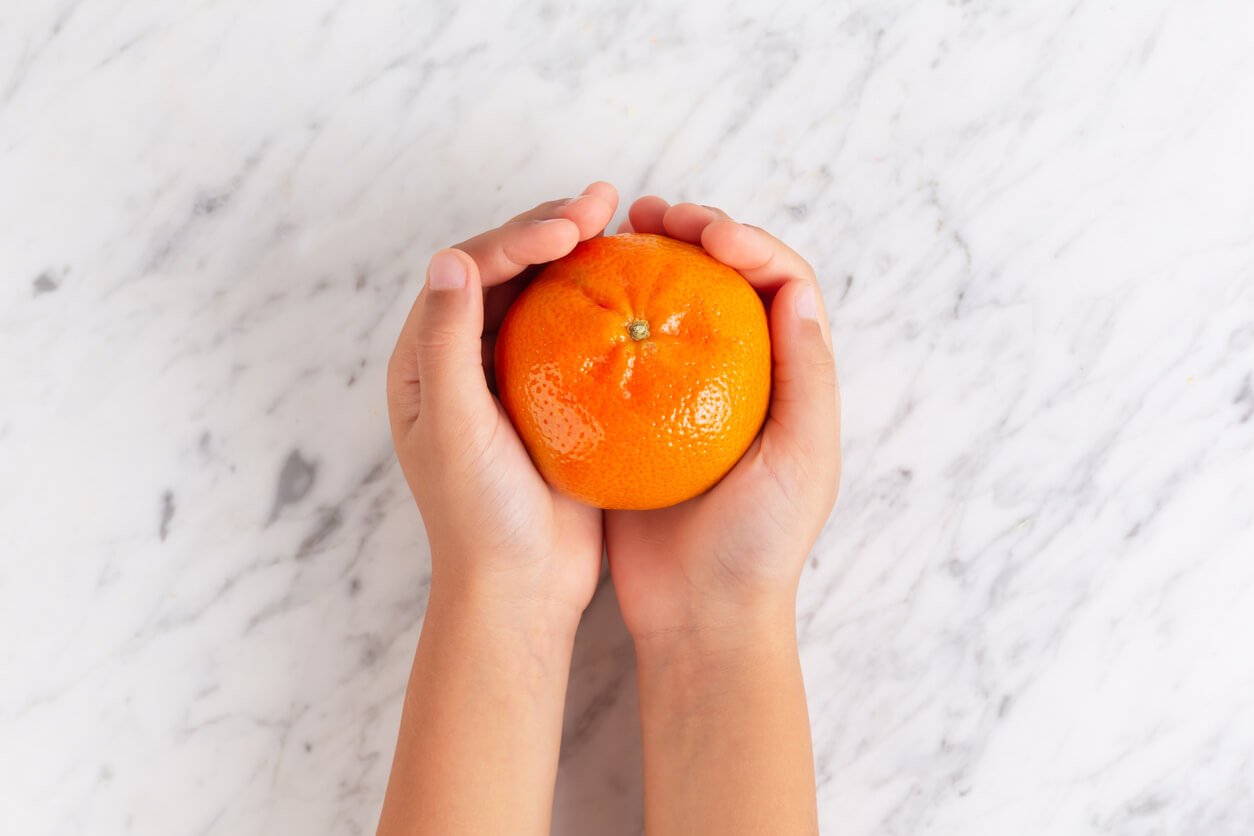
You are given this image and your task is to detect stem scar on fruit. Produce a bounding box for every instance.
[628,319,650,341]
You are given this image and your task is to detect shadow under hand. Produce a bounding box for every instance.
[551,566,644,836]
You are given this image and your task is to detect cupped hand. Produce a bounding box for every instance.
[605,198,841,642]
[387,183,618,619]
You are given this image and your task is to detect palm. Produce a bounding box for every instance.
[605,433,804,637]
[477,395,603,608]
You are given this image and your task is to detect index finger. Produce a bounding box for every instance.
[456,183,618,286]
[454,219,580,287]
[700,220,829,343]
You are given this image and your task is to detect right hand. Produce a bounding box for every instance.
[386,182,619,622]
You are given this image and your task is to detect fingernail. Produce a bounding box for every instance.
[537,217,570,225]
[795,286,818,321]
[427,250,466,291]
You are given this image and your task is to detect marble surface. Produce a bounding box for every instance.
[4,1,1254,834]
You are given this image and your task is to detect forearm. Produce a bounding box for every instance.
[635,612,817,836]
[377,577,579,836]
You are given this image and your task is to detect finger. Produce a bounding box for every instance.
[616,218,634,233]
[702,221,827,332]
[701,204,732,219]
[580,181,619,232]
[390,247,481,436]
[561,190,615,240]
[411,249,497,435]
[507,199,569,224]
[387,290,425,437]
[763,280,841,465]
[508,182,618,241]
[661,202,731,244]
[627,195,669,234]
[700,220,817,290]
[505,182,612,223]
[455,218,580,287]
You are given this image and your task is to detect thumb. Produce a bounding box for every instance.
[413,248,495,432]
[765,280,840,461]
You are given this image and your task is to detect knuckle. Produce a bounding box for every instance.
[527,198,566,217]
[414,325,464,356]
[803,341,838,384]
[809,353,837,386]
[386,348,420,400]
[414,413,492,466]
[773,355,836,395]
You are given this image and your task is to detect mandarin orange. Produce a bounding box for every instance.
[495,233,771,510]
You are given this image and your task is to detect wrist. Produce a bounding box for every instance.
[633,613,801,717]
[631,595,798,672]
[426,563,585,644]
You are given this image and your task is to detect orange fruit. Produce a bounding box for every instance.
[495,233,771,510]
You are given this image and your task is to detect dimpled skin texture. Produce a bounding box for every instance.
[495,233,771,510]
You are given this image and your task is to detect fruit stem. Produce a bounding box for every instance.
[628,319,650,341]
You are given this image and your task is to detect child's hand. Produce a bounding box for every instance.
[606,198,841,647]
[387,183,618,622]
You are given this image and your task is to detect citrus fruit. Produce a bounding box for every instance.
[494,233,771,510]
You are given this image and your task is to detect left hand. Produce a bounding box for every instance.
[604,198,842,646]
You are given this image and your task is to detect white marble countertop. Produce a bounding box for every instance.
[4,2,1254,834]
